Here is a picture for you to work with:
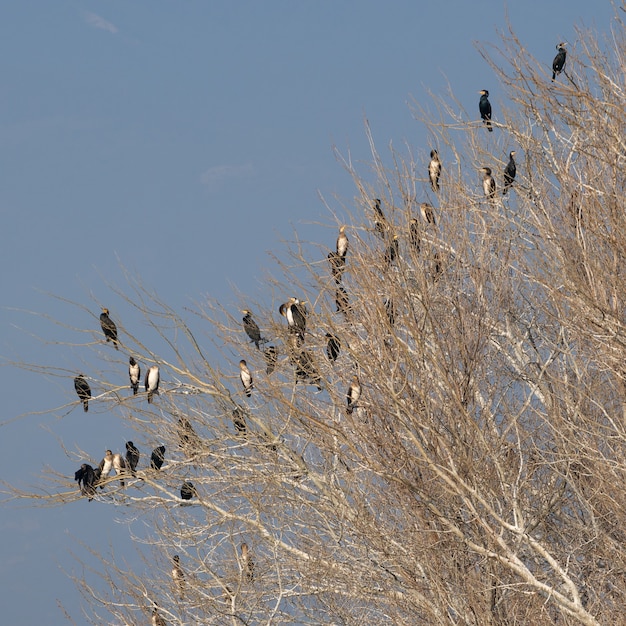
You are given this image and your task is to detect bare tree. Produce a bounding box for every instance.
[7,16,626,625]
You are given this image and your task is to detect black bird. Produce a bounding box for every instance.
[125,441,140,475]
[552,43,567,81]
[150,446,166,470]
[239,359,253,397]
[409,219,421,254]
[74,463,99,501]
[335,286,350,316]
[479,89,493,132]
[420,203,436,226]
[99,307,119,349]
[232,408,247,436]
[295,350,322,390]
[384,235,399,267]
[145,365,160,403]
[372,198,388,238]
[129,357,140,395]
[74,374,91,412]
[385,298,396,327]
[336,225,349,258]
[429,149,441,192]
[279,298,307,341]
[326,333,340,362]
[328,251,346,284]
[346,375,361,415]
[264,345,278,374]
[180,481,196,500]
[481,167,496,199]
[241,543,255,582]
[503,151,517,195]
[242,310,264,349]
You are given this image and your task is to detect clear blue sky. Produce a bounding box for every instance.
[0,2,617,622]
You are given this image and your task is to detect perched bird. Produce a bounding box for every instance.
[552,42,567,81]
[145,365,160,404]
[295,350,322,390]
[385,297,396,327]
[125,441,140,475]
[180,481,196,500]
[264,345,278,375]
[178,417,201,454]
[372,198,388,238]
[172,555,185,599]
[409,219,421,254]
[503,151,517,195]
[99,450,126,488]
[151,605,166,626]
[326,333,340,362]
[346,375,362,415]
[336,225,349,258]
[150,445,166,470]
[428,149,441,192]
[99,307,119,349]
[74,374,91,412]
[433,251,443,281]
[128,357,141,395]
[242,310,264,349]
[74,463,99,501]
[241,543,255,582]
[420,202,436,226]
[239,359,253,397]
[232,408,247,436]
[384,235,399,267]
[328,251,346,284]
[481,167,496,199]
[479,89,493,132]
[335,286,350,316]
[279,298,307,341]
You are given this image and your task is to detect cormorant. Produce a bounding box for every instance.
[373,198,388,238]
[295,350,322,390]
[74,463,99,501]
[242,310,264,349]
[232,408,247,436]
[420,202,436,226]
[74,374,91,412]
[326,333,340,362]
[239,359,253,397]
[264,345,278,374]
[129,357,140,395]
[335,286,350,316]
[433,251,443,281]
[145,365,160,403]
[279,298,306,341]
[478,90,493,132]
[385,297,396,327]
[336,225,349,258]
[384,235,399,267]
[429,149,441,192]
[481,167,496,199]
[150,445,166,470]
[503,151,517,195]
[552,43,567,81]
[328,251,346,284]
[99,450,126,487]
[178,417,201,454]
[172,555,185,599]
[346,375,361,415]
[151,605,166,626]
[241,543,255,582]
[180,481,196,500]
[99,307,119,349]
[409,218,421,254]
[125,441,140,475]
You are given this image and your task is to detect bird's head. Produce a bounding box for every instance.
[430,149,438,158]
[241,309,251,315]
[480,167,492,175]
[479,89,489,96]
[239,359,247,367]
[101,307,109,315]
[105,449,112,455]
[557,42,567,49]
[510,150,517,157]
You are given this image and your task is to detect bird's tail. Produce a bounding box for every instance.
[83,400,89,412]
[552,71,556,81]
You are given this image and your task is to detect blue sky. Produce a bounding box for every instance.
[0,2,617,623]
